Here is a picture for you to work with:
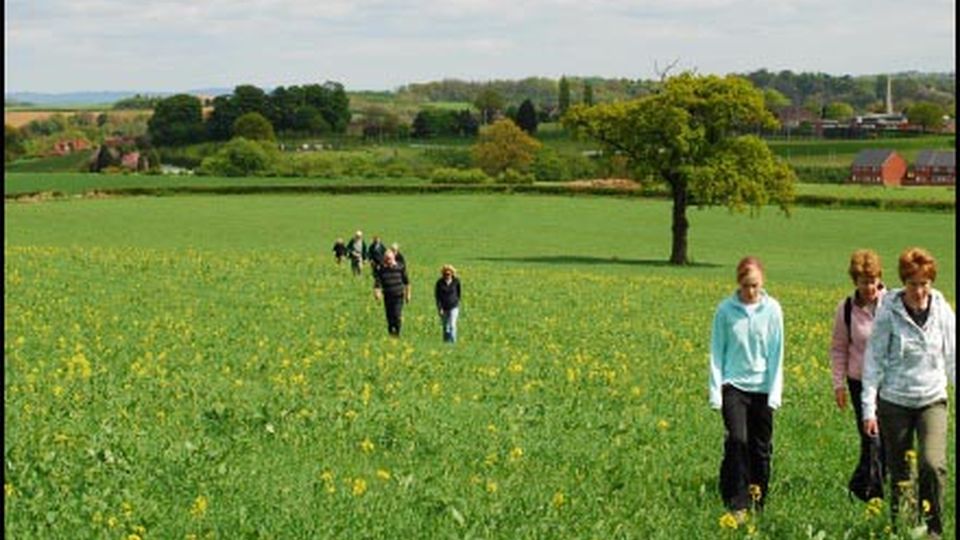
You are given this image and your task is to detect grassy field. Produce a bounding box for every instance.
[4,172,956,210]
[4,193,955,538]
[3,108,151,128]
[768,135,955,168]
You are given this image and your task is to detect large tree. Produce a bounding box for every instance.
[147,94,205,146]
[474,86,505,125]
[471,118,542,176]
[823,101,855,121]
[558,77,571,115]
[516,99,538,134]
[563,73,796,265]
[232,112,276,141]
[906,101,945,133]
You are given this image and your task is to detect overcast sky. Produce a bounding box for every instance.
[4,0,955,93]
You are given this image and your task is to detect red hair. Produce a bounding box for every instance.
[736,256,764,282]
[898,247,937,282]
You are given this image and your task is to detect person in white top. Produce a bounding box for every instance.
[862,247,955,538]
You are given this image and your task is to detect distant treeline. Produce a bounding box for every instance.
[396,71,956,113]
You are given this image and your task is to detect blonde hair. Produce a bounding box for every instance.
[441,264,457,277]
[736,256,764,282]
[898,247,937,282]
[848,249,883,282]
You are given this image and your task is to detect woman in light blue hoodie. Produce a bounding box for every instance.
[863,247,955,538]
[709,256,784,518]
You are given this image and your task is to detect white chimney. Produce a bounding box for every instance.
[885,75,893,114]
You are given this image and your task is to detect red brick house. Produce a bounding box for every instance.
[906,150,955,185]
[849,149,907,186]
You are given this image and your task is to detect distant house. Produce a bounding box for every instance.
[906,150,955,186]
[120,151,141,170]
[777,106,819,129]
[50,138,91,156]
[849,149,907,186]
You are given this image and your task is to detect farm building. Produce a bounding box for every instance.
[849,149,907,185]
[906,150,956,185]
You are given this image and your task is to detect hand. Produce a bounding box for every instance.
[374,289,383,301]
[834,388,847,409]
[863,419,879,438]
[405,294,411,303]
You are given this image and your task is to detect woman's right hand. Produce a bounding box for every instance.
[863,419,879,437]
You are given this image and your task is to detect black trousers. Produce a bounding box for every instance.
[720,384,774,511]
[383,296,405,336]
[847,377,886,482]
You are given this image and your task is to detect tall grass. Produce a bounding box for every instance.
[5,195,955,536]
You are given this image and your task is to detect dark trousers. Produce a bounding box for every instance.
[878,398,948,535]
[383,296,405,336]
[720,384,774,511]
[847,377,886,483]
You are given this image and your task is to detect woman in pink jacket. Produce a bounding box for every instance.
[829,249,886,499]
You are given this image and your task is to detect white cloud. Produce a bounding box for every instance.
[4,0,954,92]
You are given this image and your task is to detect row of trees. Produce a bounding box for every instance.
[147,82,351,146]
[396,71,955,117]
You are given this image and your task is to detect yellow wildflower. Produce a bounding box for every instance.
[748,484,762,502]
[904,449,918,464]
[376,469,391,481]
[360,438,375,453]
[352,478,367,496]
[656,419,670,431]
[922,499,931,514]
[509,447,524,462]
[552,491,565,509]
[4,483,15,498]
[126,535,142,540]
[719,512,739,529]
[107,515,119,528]
[485,481,498,494]
[190,495,208,518]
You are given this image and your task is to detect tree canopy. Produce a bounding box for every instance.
[471,119,542,176]
[906,101,946,133]
[515,99,538,134]
[232,112,276,141]
[147,94,205,146]
[563,73,796,265]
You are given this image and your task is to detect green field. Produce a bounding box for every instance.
[4,172,957,211]
[4,194,956,538]
[768,135,955,168]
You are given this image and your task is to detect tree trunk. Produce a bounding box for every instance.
[669,178,689,265]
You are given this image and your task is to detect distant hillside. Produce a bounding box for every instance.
[5,88,232,107]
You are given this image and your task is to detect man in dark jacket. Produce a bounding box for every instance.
[368,236,387,272]
[374,250,411,336]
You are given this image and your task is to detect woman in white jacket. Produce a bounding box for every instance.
[862,247,955,538]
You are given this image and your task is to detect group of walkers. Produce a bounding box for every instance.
[332,230,462,342]
[334,231,952,535]
[710,247,954,538]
